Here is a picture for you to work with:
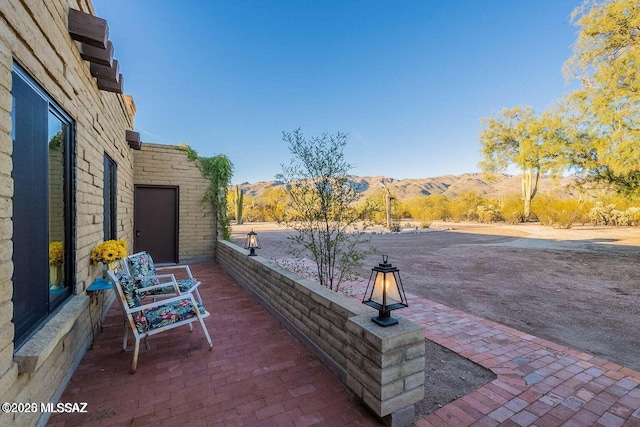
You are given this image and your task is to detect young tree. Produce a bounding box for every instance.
[479,106,565,220]
[277,129,371,291]
[561,0,640,195]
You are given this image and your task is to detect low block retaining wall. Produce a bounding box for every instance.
[216,240,425,426]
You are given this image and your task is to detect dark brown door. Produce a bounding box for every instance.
[134,185,179,263]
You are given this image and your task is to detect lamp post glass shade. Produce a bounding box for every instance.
[244,230,261,256]
[362,255,408,327]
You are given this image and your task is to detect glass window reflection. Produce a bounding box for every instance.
[48,112,67,300]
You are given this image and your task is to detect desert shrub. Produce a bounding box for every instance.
[598,194,632,211]
[588,202,617,225]
[588,202,608,225]
[476,204,501,223]
[394,200,412,220]
[626,207,640,226]
[448,191,485,222]
[553,208,581,229]
[532,196,586,228]
[587,201,640,226]
[359,191,395,225]
[532,197,553,226]
[610,209,627,226]
[500,195,525,224]
[425,194,449,220]
[404,194,449,223]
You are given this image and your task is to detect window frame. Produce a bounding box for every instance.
[103,154,117,240]
[11,63,76,349]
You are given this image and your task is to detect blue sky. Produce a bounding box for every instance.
[94,0,582,185]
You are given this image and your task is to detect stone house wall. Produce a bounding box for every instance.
[133,143,215,262]
[0,1,137,425]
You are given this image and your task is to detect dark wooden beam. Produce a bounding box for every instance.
[79,40,113,67]
[68,8,109,49]
[126,130,142,150]
[90,60,119,83]
[96,74,123,94]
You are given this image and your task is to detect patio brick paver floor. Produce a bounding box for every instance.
[48,263,379,427]
[402,298,640,426]
[49,262,640,426]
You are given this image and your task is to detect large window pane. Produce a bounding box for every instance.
[11,67,49,345]
[48,112,68,303]
[11,64,75,348]
[103,154,117,240]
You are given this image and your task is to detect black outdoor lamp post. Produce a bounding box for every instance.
[244,230,261,256]
[362,255,408,327]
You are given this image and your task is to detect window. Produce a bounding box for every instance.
[11,64,75,348]
[103,154,117,240]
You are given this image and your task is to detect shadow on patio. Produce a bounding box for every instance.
[48,262,380,426]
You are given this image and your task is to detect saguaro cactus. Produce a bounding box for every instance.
[234,185,244,224]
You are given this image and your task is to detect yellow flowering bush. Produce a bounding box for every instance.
[91,239,127,265]
[49,241,64,265]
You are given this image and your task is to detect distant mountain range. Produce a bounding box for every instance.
[237,173,580,200]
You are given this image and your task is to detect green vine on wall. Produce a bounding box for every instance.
[175,144,234,240]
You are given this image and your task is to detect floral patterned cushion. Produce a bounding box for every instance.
[118,273,142,309]
[127,252,157,287]
[131,300,208,334]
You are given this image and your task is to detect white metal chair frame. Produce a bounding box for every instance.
[107,270,213,373]
[120,251,203,304]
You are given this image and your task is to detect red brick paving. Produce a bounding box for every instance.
[49,262,640,426]
[399,295,640,426]
[48,263,379,426]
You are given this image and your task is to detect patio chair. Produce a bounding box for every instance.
[120,251,203,303]
[107,270,213,373]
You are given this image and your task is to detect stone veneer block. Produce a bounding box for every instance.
[347,313,425,421]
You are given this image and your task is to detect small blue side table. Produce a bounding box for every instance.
[87,278,113,340]
[87,278,112,292]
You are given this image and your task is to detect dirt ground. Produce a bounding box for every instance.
[231,221,640,375]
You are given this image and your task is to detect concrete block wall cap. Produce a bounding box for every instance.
[349,314,425,352]
[358,316,425,353]
[14,295,89,373]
